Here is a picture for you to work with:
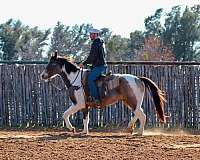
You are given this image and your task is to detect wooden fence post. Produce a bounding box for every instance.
[0,61,199,131]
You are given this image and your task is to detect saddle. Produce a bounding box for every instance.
[82,71,119,108]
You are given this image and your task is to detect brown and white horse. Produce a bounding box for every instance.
[40,52,166,135]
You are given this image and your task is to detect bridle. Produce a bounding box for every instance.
[49,67,83,92]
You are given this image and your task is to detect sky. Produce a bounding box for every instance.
[0,0,199,38]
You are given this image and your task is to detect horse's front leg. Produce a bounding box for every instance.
[63,104,83,133]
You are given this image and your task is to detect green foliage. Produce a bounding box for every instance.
[100,27,112,42]
[129,30,145,55]
[0,19,51,60]
[0,4,199,62]
[16,27,50,60]
[144,8,164,37]
[179,5,200,60]
[0,19,23,60]
[106,31,145,61]
[106,35,132,61]
[146,5,200,61]
[49,22,92,61]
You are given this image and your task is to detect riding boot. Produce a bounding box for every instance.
[86,96,101,107]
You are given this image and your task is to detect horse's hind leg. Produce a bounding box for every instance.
[125,83,146,135]
[134,108,146,135]
[127,115,137,132]
[127,107,146,136]
[81,108,89,134]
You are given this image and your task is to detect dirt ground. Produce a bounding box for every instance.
[0,129,200,160]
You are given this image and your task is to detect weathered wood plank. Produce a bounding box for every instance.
[0,64,3,127]
[0,63,200,131]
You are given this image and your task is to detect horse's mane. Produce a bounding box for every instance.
[57,55,79,73]
[60,55,74,63]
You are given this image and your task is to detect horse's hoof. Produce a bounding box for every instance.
[132,132,143,136]
[126,127,133,133]
[80,131,89,135]
[71,127,76,134]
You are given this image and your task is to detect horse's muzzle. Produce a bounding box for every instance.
[40,71,48,80]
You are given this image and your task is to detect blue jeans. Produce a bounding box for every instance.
[87,65,107,100]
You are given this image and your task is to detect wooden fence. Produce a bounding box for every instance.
[0,61,200,130]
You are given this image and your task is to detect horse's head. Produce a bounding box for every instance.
[40,51,63,80]
[40,51,79,81]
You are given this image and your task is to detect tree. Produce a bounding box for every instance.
[163,5,200,61]
[144,8,164,37]
[178,5,200,60]
[49,22,92,60]
[145,5,200,61]
[135,36,175,61]
[0,19,51,60]
[129,30,145,56]
[100,27,112,42]
[16,26,50,60]
[106,35,132,61]
[0,19,23,60]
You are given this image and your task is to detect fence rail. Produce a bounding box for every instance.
[1,60,200,65]
[0,61,200,130]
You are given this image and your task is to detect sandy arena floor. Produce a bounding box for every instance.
[0,129,200,160]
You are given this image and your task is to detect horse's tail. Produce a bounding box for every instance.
[139,77,166,123]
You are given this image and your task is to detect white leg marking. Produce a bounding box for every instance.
[82,113,89,134]
[136,108,146,136]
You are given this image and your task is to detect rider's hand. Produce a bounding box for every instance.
[79,63,84,68]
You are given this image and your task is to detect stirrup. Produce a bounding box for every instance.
[86,97,101,107]
[87,96,94,102]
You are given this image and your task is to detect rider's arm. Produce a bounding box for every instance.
[82,42,97,65]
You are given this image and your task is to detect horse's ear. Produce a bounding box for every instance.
[51,51,58,59]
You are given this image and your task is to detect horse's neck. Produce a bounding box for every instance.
[60,72,71,88]
[60,69,85,88]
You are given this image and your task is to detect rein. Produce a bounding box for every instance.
[70,69,81,86]
[49,81,65,91]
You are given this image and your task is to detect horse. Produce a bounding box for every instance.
[40,52,166,135]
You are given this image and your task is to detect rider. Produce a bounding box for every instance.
[80,28,107,104]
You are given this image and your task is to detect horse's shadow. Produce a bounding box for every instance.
[36,130,143,141]
[36,132,87,141]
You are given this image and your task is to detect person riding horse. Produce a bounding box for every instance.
[80,28,107,105]
[41,52,166,135]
